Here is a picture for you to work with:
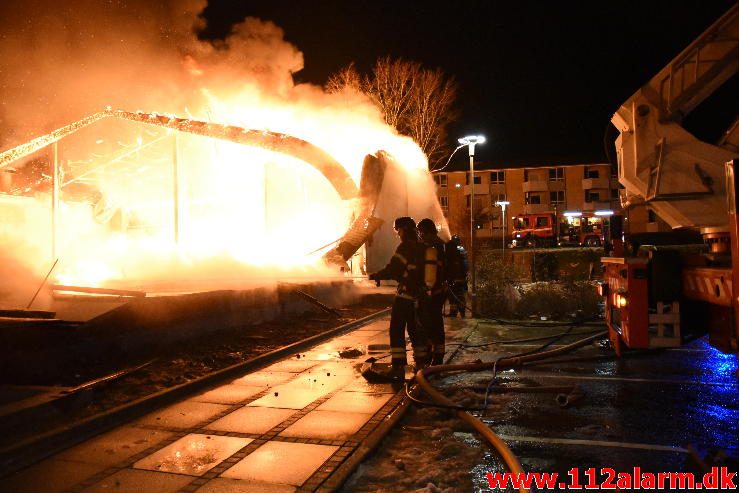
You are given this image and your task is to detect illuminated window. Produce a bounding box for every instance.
[490,171,505,184]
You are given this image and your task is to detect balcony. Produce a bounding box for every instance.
[548,180,565,191]
[463,183,488,195]
[582,177,610,190]
[523,203,551,214]
[522,180,549,193]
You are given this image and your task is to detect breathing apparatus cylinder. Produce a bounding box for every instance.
[424,246,438,292]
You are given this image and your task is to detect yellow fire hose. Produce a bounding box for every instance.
[415,331,608,493]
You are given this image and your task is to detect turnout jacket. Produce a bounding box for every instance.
[372,239,426,300]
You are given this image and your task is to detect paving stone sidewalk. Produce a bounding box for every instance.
[2,317,473,493]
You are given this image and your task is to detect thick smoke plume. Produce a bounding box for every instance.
[0,0,308,148]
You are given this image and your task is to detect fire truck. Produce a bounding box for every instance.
[601,5,739,358]
[511,213,557,247]
[511,212,611,247]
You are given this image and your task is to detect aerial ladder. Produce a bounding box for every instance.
[603,4,739,355]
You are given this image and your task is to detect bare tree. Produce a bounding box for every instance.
[325,62,363,94]
[326,57,458,167]
[405,66,458,166]
[364,57,419,131]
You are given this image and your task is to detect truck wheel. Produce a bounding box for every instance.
[585,236,600,247]
[526,236,539,248]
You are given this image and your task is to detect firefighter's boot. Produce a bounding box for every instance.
[384,364,406,383]
[361,361,405,383]
[413,357,430,372]
[412,346,430,371]
[431,343,445,366]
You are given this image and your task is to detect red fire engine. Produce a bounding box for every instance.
[511,213,557,247]
[601,5,739,358]
[560,212,612,247]
[511,211,613,248]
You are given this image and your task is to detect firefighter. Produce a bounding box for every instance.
[445,234,469,318]
[417,218,447,365]
[368,217,429,380]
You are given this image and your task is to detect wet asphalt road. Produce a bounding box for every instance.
[449,321,739,492]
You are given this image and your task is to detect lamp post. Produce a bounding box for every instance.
[458,135,485,315]
[495,200,510,256]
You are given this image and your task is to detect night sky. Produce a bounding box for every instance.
[200,0,736,169]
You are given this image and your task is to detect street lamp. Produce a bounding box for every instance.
[458,135,485,315]
[495,200,510,255]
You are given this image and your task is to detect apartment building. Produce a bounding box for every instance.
[433,163,665,245]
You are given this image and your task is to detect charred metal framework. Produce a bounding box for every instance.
[0,109,397,270]
[0,109,358,200]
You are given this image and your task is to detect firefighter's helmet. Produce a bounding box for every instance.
[393,216,416,231]
[417,218,436,234]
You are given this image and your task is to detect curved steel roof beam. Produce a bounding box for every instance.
[0,109,359,200]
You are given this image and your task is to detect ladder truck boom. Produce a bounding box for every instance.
[603,5,739,359]
[612,4,738,230]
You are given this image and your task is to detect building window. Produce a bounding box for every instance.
[490,171,505,184]
[611,188,620,200]
[433,174,448,187]
[465,173,482,185]
[550,190,565,205]
[493,193,507,203]
[440,195,449,212]
[585,190,600,202]
[549,167,564,181]
[523,169,529,182]
[525,192,542,204]
[648,209,657,222]
[584,167,599,179]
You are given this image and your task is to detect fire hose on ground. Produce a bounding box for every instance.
[414,330,608,493]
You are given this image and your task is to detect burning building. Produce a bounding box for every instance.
[0,1,447,318]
